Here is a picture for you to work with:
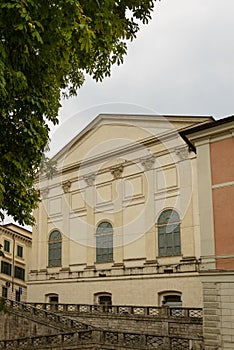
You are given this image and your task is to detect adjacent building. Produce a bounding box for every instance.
[181,115,234,350]
[27,113,213,307]
[0,223,32,302]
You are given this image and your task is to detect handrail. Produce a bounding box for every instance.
[0,328,203,350]
[23,301,203,319]
[4,299,93,331]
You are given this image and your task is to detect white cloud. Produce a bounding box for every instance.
[57,0,234,136]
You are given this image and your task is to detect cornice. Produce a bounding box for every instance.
[0,227,32,243]
[37,141,191,185]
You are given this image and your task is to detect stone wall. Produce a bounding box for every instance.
[202,274,234,350]
[0,300,204,349]
[62,311,203,339]
[0,312,60,340]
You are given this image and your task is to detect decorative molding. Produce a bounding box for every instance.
[174,146,189,160]
[110,165,123,179]
[40,188,49,199]
[140,155,155,171]
[84,173,96,186]
[62,180,71,193]
[212,181,234,189]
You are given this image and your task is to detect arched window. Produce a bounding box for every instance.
[96,222,113,263]
[159,291,182,307]
[48,230,62,267]
[158,209,181,256]
[94,292,112,312]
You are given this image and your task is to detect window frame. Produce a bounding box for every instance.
[96,222,113,263]
[1,261,12,276]
[14,265,25,281]
[16,245,23,258]
[3,240,10,253]
[2,286,8,299]
[48,230,62,267]
[157,209,181,257]
[158,290,182,307]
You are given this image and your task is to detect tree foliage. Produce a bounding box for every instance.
[0,0,156,225]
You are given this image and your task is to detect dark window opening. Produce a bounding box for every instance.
[99,295,112,312]
[48,230,62,267]
[96,222,113,263]
[4,240,10,253]
[1,261,12,276]
[14,266,25,281]
[17,245,23,258]
[158,209,181,257]
[2,286,8,299]
[16,290,21,302]
[163,295,182,307]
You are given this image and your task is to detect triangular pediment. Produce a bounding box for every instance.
[53,114,213,171]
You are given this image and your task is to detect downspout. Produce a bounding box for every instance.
[12,234,15,295]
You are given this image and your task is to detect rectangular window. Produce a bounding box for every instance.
[15,290,21,302]
[14,266,25,281]
[4,240,10,253]
[96,234,113,263]
[1,261,12,276]
[2,286,8,299]
[17,245,23,258]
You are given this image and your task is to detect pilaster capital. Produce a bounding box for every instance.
[40,188,49,199]
[140,155,155,171]
[174,146,189,161]
[62,180,71,193]
[110,165,123,179]
[84,173,96,186]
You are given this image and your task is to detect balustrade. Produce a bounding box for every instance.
[0,330,203,350]
[22,301,202,319]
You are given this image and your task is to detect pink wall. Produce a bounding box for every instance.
[210,138,234,185]
[210,137,234,270]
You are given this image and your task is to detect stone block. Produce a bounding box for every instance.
[203,302,219,309]
[203,289,218,296]
[203,295,218,302]
[204,327,220,335]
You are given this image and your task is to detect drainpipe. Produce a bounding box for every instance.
[11,234,15,295]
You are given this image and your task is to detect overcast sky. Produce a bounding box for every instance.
[50,0,234,152]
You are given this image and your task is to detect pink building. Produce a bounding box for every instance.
[182,115,234,350]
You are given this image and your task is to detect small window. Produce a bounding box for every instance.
[17,245,23,258]
[158,209,181,257]
[46,294,59,310]
[14,266,25,281]
[2,286,8,299]
[96,222,113,263]
[94,292,112,312]
[163,295,182,307]
[4,240,10,253]
[15,290,21,302]
[49,295,59,304]
[1,261,12,276]
[48,230,62,267]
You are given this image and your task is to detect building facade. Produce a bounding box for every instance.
[182,115,234,350]
[0,223,32,302]
[27,114,213,307]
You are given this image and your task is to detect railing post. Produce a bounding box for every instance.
[92,329,102,344]
[184,308,189,317]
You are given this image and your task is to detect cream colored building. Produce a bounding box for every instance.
[0,223,32,302]
[27,114,213,307]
